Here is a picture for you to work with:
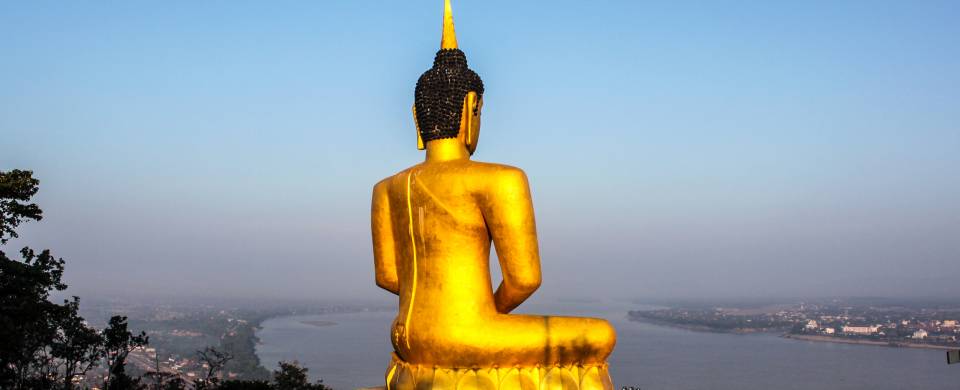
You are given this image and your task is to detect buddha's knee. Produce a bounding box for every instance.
[586,319,616,358]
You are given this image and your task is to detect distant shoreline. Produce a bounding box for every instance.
[782,334,956,351]
[628,316,786,335]
[631,316,958,351]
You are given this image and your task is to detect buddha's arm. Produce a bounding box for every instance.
[371,180,399,295]
[483,168,542,314]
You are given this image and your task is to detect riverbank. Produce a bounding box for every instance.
[783,334,956,351]
[628,316,786,335]
[631,316,958,351]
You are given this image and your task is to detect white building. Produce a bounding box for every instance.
[842,325,879,335]
[912,329,928,339]
[805,320,818,330]
[824,328,835,334]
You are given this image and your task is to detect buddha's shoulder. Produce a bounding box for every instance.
[374,161,527,191]
[373,163,426,190]
[461,160,528,179]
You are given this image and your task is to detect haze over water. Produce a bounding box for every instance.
[256,302,954,390]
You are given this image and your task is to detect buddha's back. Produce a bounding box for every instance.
[375,159,530,328]
[373,158,615,367]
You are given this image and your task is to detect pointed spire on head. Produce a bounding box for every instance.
[441,0,458,49]
[416,0,483,143]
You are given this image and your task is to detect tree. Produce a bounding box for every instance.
[0,169,43,245]
[271,361,330,390]
[103,315,149,390]
[0,169,85,390]
[194,346,233,389]
[0,247,65,388]
[51,297,105,390]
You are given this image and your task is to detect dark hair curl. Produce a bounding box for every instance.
[414,49,484,142]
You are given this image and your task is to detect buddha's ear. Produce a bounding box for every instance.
[413,104,425,150]
[460,92,480,155]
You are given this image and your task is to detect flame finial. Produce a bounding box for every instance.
[441,0,458,49]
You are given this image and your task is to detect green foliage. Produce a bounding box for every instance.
[0,169,42,245]
[0,247,66,387]
[104,316,150,390]
[220,319,271,380]
[0,169,100,390]
[272,361,330,390]
[52,297,106,389]
[0,170,130,390]
[195,346,234,389]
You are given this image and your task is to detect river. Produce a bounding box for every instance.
[256,302,954,389]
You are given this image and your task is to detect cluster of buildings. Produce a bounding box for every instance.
[632,301,960,349]
[800,316,959,345]
[78,346,207,388]
[76,328,243,389]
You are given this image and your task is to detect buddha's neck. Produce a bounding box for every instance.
[425,138,470,162]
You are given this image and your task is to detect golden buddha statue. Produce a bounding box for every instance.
[371,2,616,389]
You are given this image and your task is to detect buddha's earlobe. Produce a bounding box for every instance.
[413,104,425,150]
[461,92,480,155]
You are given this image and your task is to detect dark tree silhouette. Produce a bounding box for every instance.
[0,169,103,390]
[272,361,330,390]
[0,169,43,245]
[51,297,105,390]
[195,346,234,389]
[0,247,65,388]
[103,315,149,390]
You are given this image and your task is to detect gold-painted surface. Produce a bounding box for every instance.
[414,105,425,150]
[441,0,459,49]
[371,1,616,388]
[460,92,481,155]
[384,354,614,390]
[373,101,616,372]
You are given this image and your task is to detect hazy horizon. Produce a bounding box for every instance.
[2,1,958,302]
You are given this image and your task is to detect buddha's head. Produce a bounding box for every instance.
[413,0,484,155]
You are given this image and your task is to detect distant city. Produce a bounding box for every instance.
[72,297,390,388]
[630,298,960,350]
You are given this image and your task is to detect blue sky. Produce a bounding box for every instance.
[2,1,958,301]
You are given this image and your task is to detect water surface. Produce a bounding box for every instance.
[256,302,954,389]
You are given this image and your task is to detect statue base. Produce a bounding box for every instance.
[385,354,614,390]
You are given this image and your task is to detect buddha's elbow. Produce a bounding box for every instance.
[511,276,541,296]
[376,276,399,295]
